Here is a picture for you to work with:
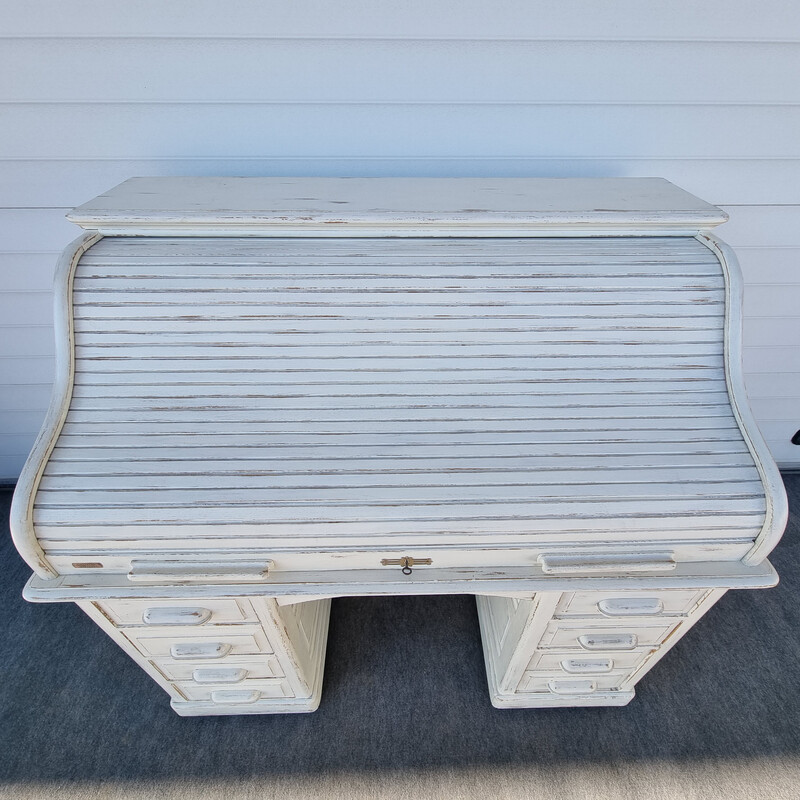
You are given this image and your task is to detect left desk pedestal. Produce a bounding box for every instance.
[78,596,331,716]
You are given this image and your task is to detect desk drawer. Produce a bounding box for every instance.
[518,672,630,695]
[153,654,285,682]
[539,619,678,651]
[124,624,273,659]
[176,678,293,703]
[526,648,655,675]
[97,598,258,627]
[555,590,706,618]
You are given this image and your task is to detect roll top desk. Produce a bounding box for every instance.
[10,178,787,715]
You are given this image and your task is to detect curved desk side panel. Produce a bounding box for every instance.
[9,233,103,578]
[697,233,789,565]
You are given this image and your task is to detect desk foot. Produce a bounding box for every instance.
[170,691,322,717]
[488,687,635,709]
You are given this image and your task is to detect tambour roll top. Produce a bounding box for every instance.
[10,178,787,582]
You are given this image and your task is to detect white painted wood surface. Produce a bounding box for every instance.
[10,208,782,573]
[8,233,101,577]
[67,177,726,235]
[78,595,331,715]
[22,558,779,603]
[8,176,790,714]
[3,6,800,474]
[476,587,727,708]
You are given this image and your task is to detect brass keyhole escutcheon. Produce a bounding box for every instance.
[380,556,433,575]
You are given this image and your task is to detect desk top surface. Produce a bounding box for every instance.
[67,177,727,234]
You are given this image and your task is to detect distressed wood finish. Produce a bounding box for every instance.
[9,232,101,577]
[477,587,726,708]
[66,177,728,236]
[80,595,330,715]
[9,178,788,714]
[29,235,773,562]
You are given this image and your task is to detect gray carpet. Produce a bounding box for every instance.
[1,475,799,800]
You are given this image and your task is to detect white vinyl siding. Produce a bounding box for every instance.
[2,0,799,478]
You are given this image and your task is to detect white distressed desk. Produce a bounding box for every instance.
[10,178,788,715]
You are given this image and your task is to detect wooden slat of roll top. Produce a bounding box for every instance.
[73,317,725,333]
[74,276,726,292]
[72,330,725,347]
[33,497,765,526]
[68,370,728,388]
[52,432,745,452]
[37,522,765,548]
[72,305,724,321]
[47,439,752,466]
[33,511,766,539]
[36,479,765,505]
[74,323,726,342]
[59,415,740,435]
[77,256,720,270]
[72,344,726,362]
[36,234,766,553]
[65,401,735,418]
[69,380,732,398]
[72,291,723,308]
[75,265,722,280]
[38,465,762,492]
[35,497,765,523]
[42,452,757,476]
[63,403,736,423]
[72,365,726,383]
[71,364,727,380]
[66,390,732,410]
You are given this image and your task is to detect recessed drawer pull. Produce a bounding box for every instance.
[561,658,614,674]
[578,634,638,651]
[128,559,272,584]
[597,598,664,617]
[142,607,212,626]
[192,667,247,685]
[170,642,232,660]
[210,690,261,705]
[547,679,597,695]
[538,553,676,575]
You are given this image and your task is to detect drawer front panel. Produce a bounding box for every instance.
[540,619,678,650]
[153,654,285,682]
[555,590,706,618]
[176,678,294,703]
[124,625,272,658]
[527,648,655,675]
[519,672,630,695]
[96,598,258,626]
